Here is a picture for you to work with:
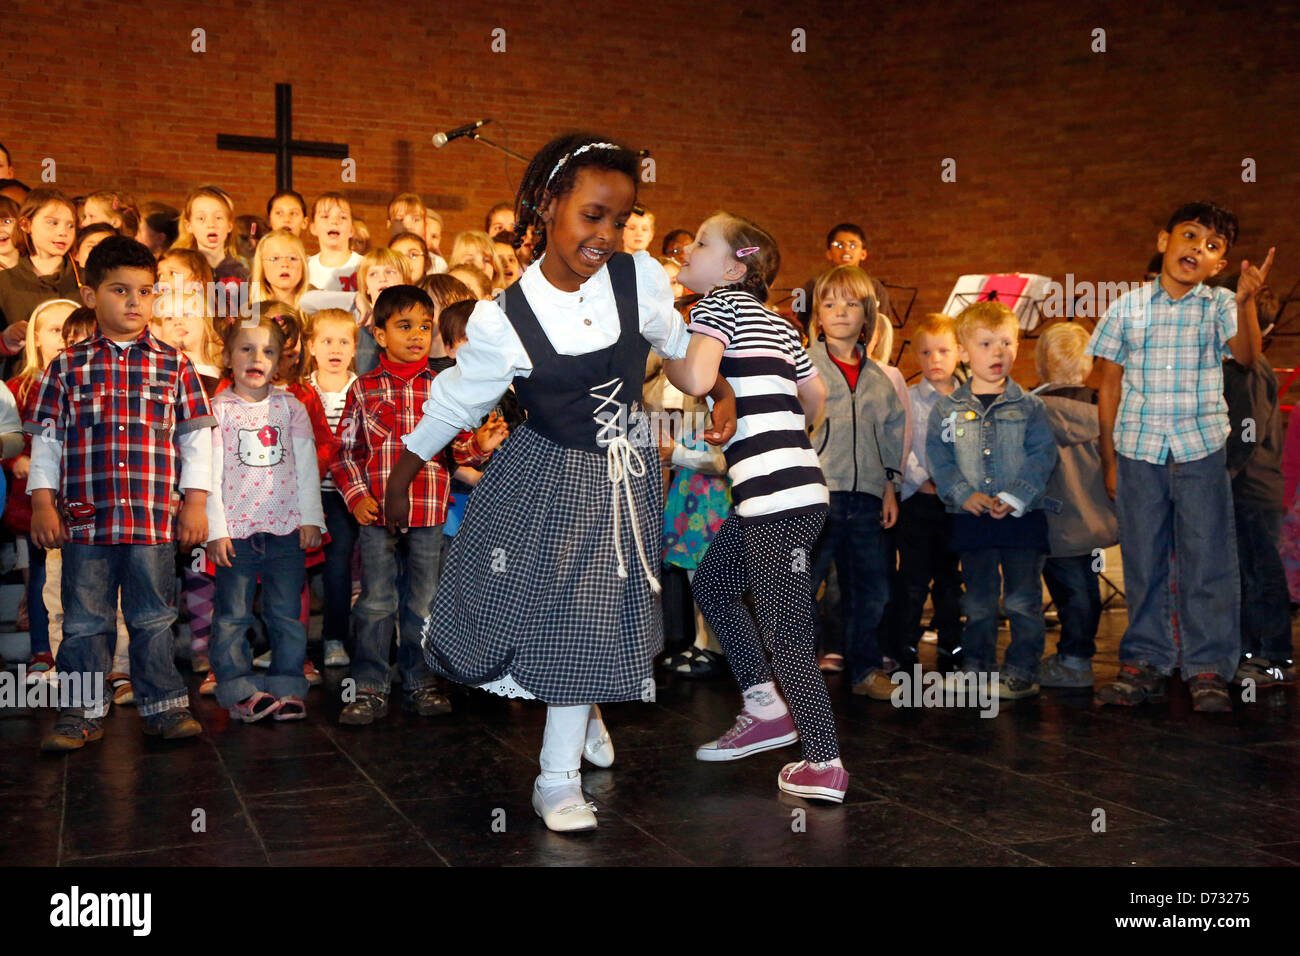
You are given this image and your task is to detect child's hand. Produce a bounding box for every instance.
[1104,461,1117,501]
[207,537,235,568]
[178,496,208,549]
[961,492,998,516]
[704,392,737,446]
[2,320,28,354]
[881,484,898,529]
[474,412,509,453]
[382,485,409,534]
[989,496,1015,519]
[1236,247,1276,303]
[300,525,322,550]
[12,455,29,480]
[352,495,380,525]
[31,499,66,549]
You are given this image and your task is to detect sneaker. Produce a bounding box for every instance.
[303,661,323,687]
[339,691,388,726]
[1189,673,1232,712]
[191,654,210,674]
[851,668,897,700]
[228,691,281,723]
[531,774,598,832]
[1233,657,1289,688]
[696,711,799,762]
[40,712,104,752]
[107,673,135,706]
[997,675,1040,700]
[778,760,850,803]
[199,670,217,696]
[1096,663,1168,706]
[818,653,845,673]
[402,686,452,716]
[252,650,272,670]
[26,652,55,676]
[1037,653,1094,689]
[142,708,203,739]
[942,670,980,694]
[323,640,350,667]
[274,695,306,721]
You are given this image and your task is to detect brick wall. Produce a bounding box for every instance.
[3,0,1298,385]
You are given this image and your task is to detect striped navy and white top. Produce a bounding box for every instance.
[690,288,828,522]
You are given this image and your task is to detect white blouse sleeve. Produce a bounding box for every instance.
[633,250,690,360]
[402,299,531,461]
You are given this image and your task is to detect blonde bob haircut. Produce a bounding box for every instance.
[808,265,878,342]
[250,228,310,305]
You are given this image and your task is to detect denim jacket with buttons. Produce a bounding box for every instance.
[924,377,1059,515]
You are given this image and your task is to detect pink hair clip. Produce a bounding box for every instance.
[736,246,759,257]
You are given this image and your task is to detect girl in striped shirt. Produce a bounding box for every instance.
[665,212,848,803]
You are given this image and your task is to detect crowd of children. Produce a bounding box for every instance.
[0,131,1291,830]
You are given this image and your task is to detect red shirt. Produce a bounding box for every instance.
[332,356,488,527]
[828,348,863,391]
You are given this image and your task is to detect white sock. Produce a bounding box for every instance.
[811,758,844,770]
[742,681,788,719]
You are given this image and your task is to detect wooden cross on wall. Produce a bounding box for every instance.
[216,84,349,192]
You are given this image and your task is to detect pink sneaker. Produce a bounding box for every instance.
[695,711,799,762]
[778,760,850,803]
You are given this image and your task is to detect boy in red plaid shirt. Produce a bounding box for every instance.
[28,236,216,750]
[333,285,507,724]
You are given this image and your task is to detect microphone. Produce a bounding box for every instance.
[432,119,492,148]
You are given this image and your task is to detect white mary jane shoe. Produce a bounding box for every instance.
[584,729,615,768]
[583,705,615,768]
[532,774,599,832]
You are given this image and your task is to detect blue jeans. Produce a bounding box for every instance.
[1115,450,1240,679]
[1234,501,1293,664]
[211,532,309,708]
[352,524,442,694]
[320,490,359,647]
[1042,553,1101,664]
[58,542,188,718]
[26,536,50,655]
[810,492,890,684]
[959,547,1046,681]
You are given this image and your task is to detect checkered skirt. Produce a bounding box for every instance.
[422,423,664,704]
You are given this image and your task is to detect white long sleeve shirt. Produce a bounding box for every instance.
[404,250,691,461]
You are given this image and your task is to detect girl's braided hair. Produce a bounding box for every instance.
[513,132,640,259]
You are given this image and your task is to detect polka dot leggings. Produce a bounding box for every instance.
[692,508,839,762]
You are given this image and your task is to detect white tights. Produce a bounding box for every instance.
[538,703,607,784]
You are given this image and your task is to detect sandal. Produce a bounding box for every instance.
[229,691,280,723]
[666,646,726,679]
[819,653,845,673]
[274,695,306,721]
[107,672,135,706]
[199,670,217,696]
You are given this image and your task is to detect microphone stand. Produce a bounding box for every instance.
[463,131,529,163]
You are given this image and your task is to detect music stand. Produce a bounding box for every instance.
[943,273,1053,334]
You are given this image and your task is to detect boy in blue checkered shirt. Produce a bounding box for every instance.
[1087,201,1274,711]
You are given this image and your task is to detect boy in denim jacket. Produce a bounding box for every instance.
[927,302,1058,700]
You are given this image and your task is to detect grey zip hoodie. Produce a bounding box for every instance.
[1035,384,1119,557]
[807,336,904,498]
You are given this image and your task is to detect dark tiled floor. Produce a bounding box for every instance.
[4,609,1300,866]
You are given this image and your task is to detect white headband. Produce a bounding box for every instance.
[545,142,621,188]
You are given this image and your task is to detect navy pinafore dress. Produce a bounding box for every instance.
[422,253,665,704]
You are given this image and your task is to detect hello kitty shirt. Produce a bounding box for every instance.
[205,389,327,542]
